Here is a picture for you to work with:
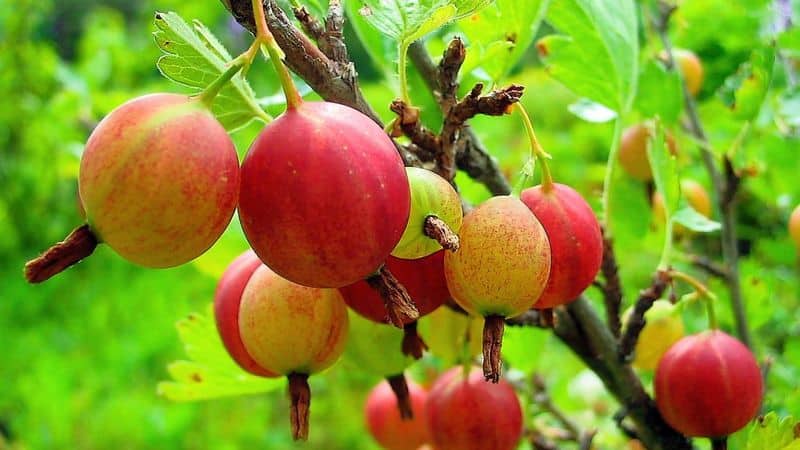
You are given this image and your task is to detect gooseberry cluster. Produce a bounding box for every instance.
[22,2,767,447]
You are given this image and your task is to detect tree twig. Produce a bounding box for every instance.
[618,270,671,363]
[689,254,729,279]
[600,231,623,337]
[408,40,513,195]
[554,298,694,450]
[291,6,324,42]
[224,0,381,123]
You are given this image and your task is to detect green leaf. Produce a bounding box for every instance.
[458,0,549,83]
[345,0,397,73]
[635,60,683,125]
[354,0,491,45]
[647,121,680,218]
[537,0,638,113]
[719,44,776,120]
[157,304,283,402]
[671,207,722,233]
[746,412,800,450]
[153,11,270,131]
[567,98,617,123]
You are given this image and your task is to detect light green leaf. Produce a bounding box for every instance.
[567,98,618,123]
[157,304,283,402]
[354,0,491,44]
[345,0,397,73]
[635,60,683,125]
[719,44,776,120]
[746,412,800,450]
[153,11,271,131]
[458,0,549,83]
[537,0,638,113]
[671,207,722,233]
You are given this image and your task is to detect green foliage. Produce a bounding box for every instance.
[744,413,800,450]
[157,304,284,402]
[2,0,799,449]
[635,60,683,125]
[457,0,549,83]
[153,11,270,130]
[354,0,490,44]
[719,44,776,121]
[537,0,638,112]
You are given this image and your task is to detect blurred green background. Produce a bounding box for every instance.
[1,0,799,449]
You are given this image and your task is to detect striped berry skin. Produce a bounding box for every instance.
[655,330,763,438]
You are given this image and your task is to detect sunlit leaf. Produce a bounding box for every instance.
[745,412,800,450]
[671,207,722,233]
[153,11,271,131]
[157,304,283,402]
[635,60,683,125]
[537,0,638,113]
[458,0,549,83]
[567,98,617,123]
[354,0,492,45]
[719,44,776,120]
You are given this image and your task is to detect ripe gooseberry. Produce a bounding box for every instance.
[520,183,603,309]
[366,379,431,450]
[788,204,800,251]
[26,93,240,282]
[213,250,277,377]
[426,366,523,450]
[618,123,678,181]
[444,196,551,382]
[655,330,763,439]
[238,265,350,440]
[238,101,410,289]
[672,48,704,96]
[340,251,450,358]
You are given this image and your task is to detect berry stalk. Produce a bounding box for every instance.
[251,0,302,109]
[386,373,413,420]
[24,225,98,283]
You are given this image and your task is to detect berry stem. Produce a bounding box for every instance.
[602,118,623,235]
[24,224,99,283]
[482,315,505,383]
[516,103,554,192]
[656,211,675,271]
[386,373,414,420]
[287,373,311,441]
[366,265,420,328]
[401,320,429,359]
[537,308,556,327]
[668,269,718,330]
[398,42,412,105]
[251,0,302,109]
[423,215,460,252]
[197,57,248,108]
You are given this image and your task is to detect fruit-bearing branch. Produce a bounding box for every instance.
[652,0,751,348]
[223,0,513,196]
[221,2,692,448]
